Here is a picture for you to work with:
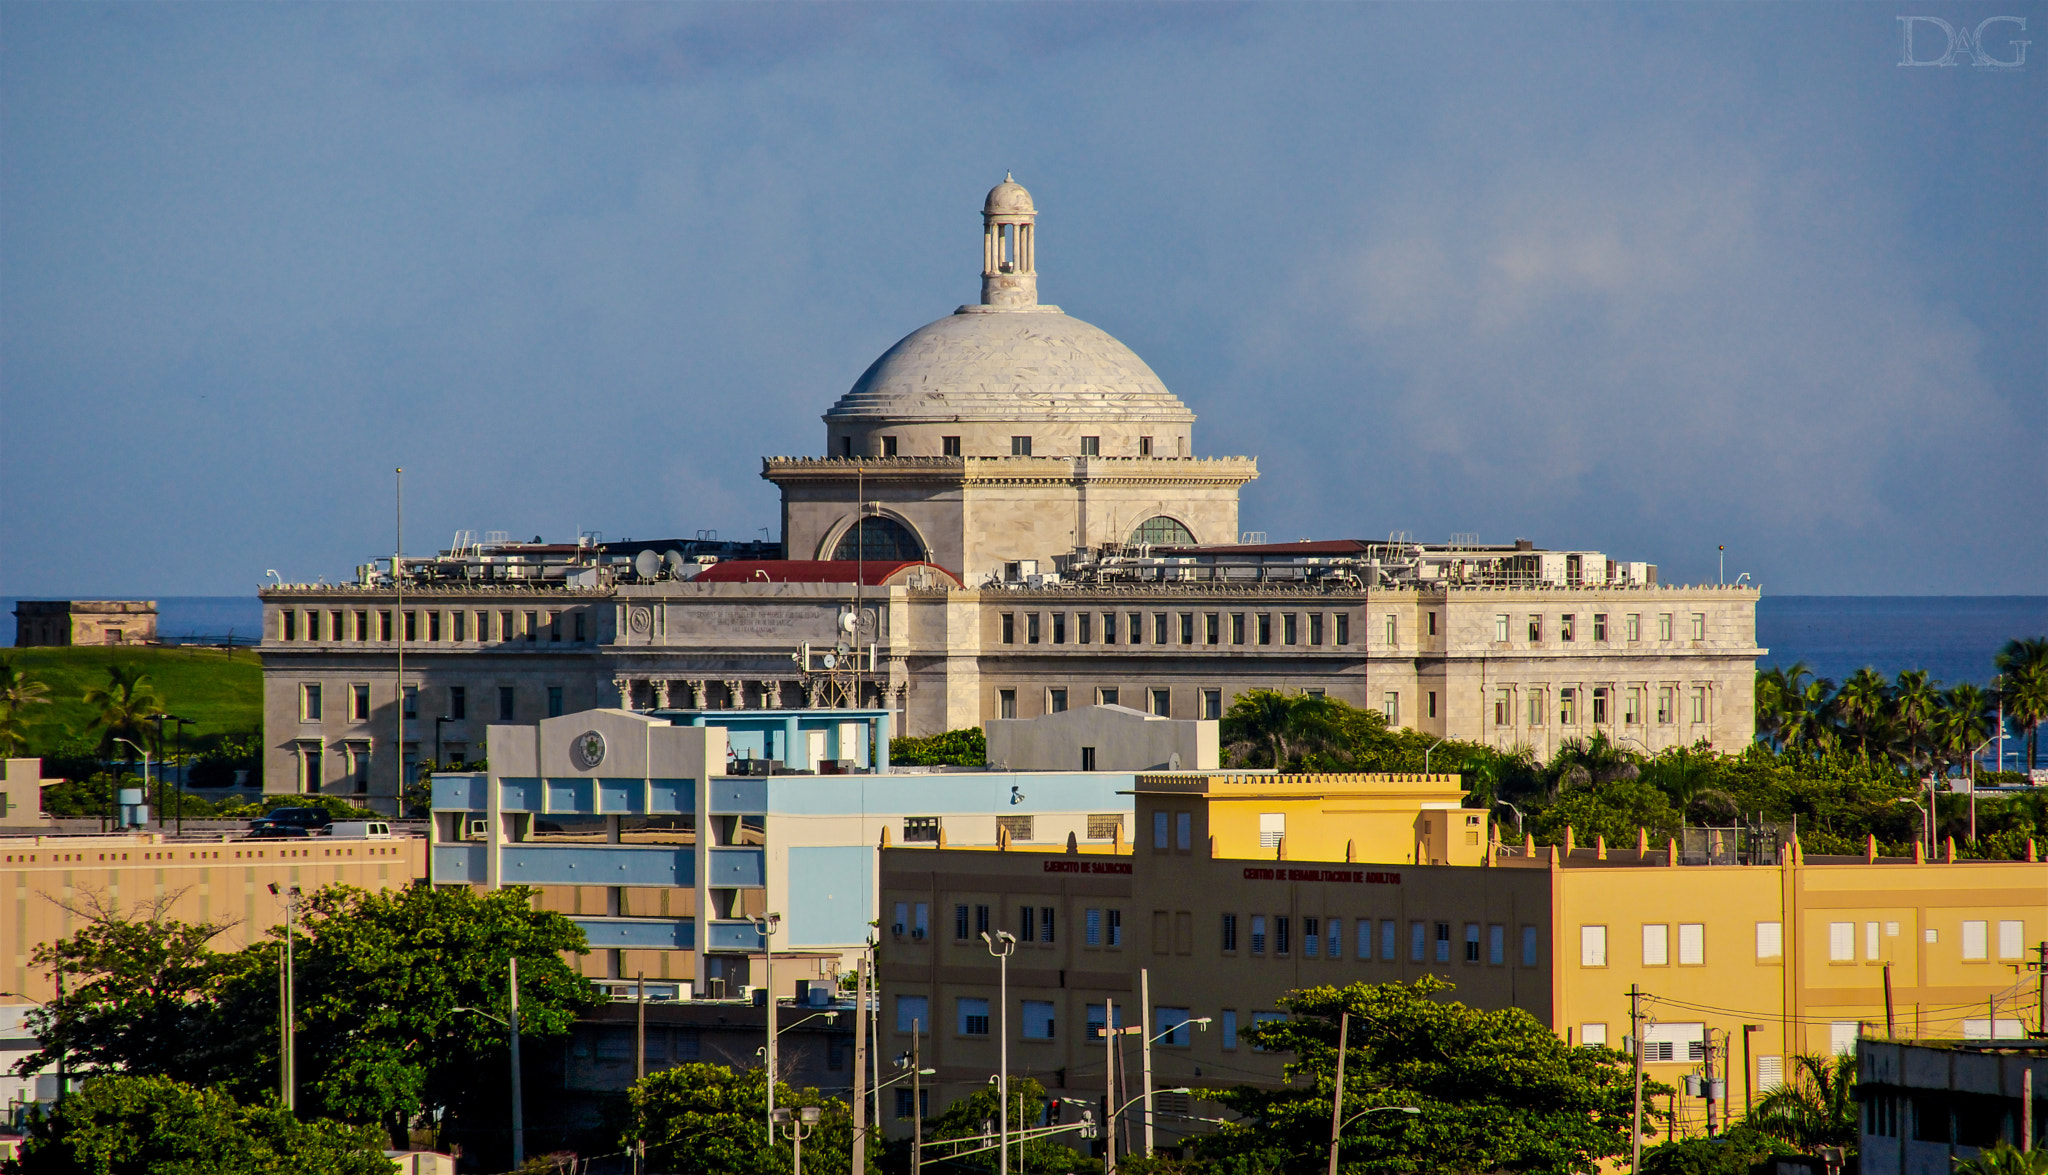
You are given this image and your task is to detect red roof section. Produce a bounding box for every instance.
[691,560,962,587]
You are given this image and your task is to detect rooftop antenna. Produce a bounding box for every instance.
[394,467,404,817]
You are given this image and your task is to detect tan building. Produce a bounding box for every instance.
[12,600,157,647]
[874,774,2043,1149]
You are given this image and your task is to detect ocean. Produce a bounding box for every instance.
[7,593,2046,686]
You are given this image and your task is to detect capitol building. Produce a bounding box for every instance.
[259,178,1762,808]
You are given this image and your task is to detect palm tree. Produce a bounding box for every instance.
[1779,668,1837,760]
[1889,669,1942,773]
[1995,637,2048,775]
[82,664,164,757]
[1833,668,1891,760]
[1220,689,1340,770]
[1755,666,1791,751]
[0,656,53,756]
[1744,1052,1858,1151]
[1935,683,1993,839]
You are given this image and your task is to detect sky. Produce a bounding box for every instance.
[3,3,2043,597]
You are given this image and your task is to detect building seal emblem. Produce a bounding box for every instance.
[571,730,607,771]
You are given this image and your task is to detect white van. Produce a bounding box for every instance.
[325,821,392,839]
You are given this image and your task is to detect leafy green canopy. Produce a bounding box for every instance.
[12,1073,392,1175]
[17,884,601,1157]
[918,1076,1102,1175]
[627,1063,879,1175]
[891,726,987,766]
[1190,978,1662,1175]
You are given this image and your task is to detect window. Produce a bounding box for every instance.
[1221,1009,1238,1050]
[1829,922,1855,962]
[1998,920,2024,959]
[1657,687,1674,725]
[1258,812,1284,848]
[976,905,990,936]
[1011,436,1032,456]
[1757,1055,1784,1090]
[1041,908,1053,942]
[1154,812,1170,850]
[1205,613,1220,644]
[902,817,940,844]
[1107,909,1122,946]
[1048,688,1067,714]
[498,686,515,721]
[942,435,961,457]
[1867,922,1881,960]
[1625,687,1643,725]
[1434,922,1450,963]
[1528,615,1543,642]
[1463,923,1480,962]
[955,905,970,939]
[1592,688,1608,724]
[896,1087,929,1119]
[1080,436,1099,456]
[1626,613,1641,641]
[839,436,853,457]
[1251,1011,1288,1052]
[1202,689,1222,720]
[1251,915,1267,955]
[1327,918,1342,959]
[307,611,323,641]
[301,684,322,721]
[402,685,419,719]
[1643,924,1669,966]
[1303,917,1319,957]
[299,744,322,790]
[351,684,370,722]
[1678,924,1704,966]
[897,996,929,1033]
[1756,922,1783,959]
[1257,614,1271,645]
[379,610,394,641]
[1427,611,1438,636]
[1561,614,1575,642]
[1077,613,1092,644]
[282,610,298,641]
[1153,613,1169,644]
[1086,909,1103,946]
[1495,690,1512,726]
[1427,691,1438,719]
[353,610,369,640]
[1179,613,1194,644]
[1383,692,1399,724]
[1690,613,1705,641]
[1275,917,1291,955]
[449,685,466,721]
[1828,1022,1857,1056]
[1222,914,1238,952]
[1052,614,1066,644]
[573,611,586,642]
[1150,688,1170,717]
[1580,1023,1608,1047]
[1001,614,1015,644]
[1086,813,1122,839]
[998,815,1033,842]
[1488,924,1505,965]
[1528,690,1546,726]
[1494,614,1510,642]
[1131,516,1194,546]
[1581,925,1608,967]
[1961,920,1988,960]
[1138,436,1153,456]
[1381,919,1396,961]
[1335,613,1349,644]
[1559,688,1576,725]
[1521,925,1539,966]
[1657,613,1673,641]
[1176,812,1192,850]
[1410,921,1426,962]
[958,998,990,1036]
[998,690,1016,719]
[1129,612,1144,644]
[404,611,418,642]
[1689,687,1707,724]
[1022,1001,1055,1040]
[1086,1003,1124,1042]
[881,435,898,457]
[1283,614,1298,645]
[1382,614,1397,646]
[1102,613,1117,644]
[1027,614,1041,644]
[1154,1007,1192,1047]
[547,686,564,718]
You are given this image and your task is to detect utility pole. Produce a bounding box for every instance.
[1630,984,1644,1173]
[635,973,647,1175]
[509,956,525,1168]
[1326,1012,1349,1175]
[1140,967,1155,1158]
[911,1020,924,1175]
[1741,1025,1759,1115]
[853,958,868,1175]
[1104,997,1117,1175]
[1703,1029,1719,1137]
[1883,964,1896,1037]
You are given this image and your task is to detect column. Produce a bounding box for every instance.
[723,680,745,710]
[689,680,708,709]
[875,711,891,774]
[759,680,781,710]
[613,676,633,709]
[784,714,803,771]
[653,679,671,709]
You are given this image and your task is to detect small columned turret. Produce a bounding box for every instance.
[980,173,1037,309]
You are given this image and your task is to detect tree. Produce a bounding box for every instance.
[1995,637,2048,775]
[1191,978,1657,1175]
[1638,1125,1782,1175]
[0,655,53,756]
[10,1073,392,1175]
[1222,689,1343,770]
[892,727,987,766]
[1952,1141,2048,1175]
[1832,668,1891,760]
[627,1063,878,1175]
[920,1075,1100,1174]
[1887,670,1942,773]
[1741,1053,1856,1151]
[80,665,163,757]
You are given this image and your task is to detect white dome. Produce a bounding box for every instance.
[824,308,1194,427]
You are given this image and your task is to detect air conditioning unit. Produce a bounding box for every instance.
[892,923,906,936]
[911,927,927,940]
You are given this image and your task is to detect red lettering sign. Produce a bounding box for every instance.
[1241,867,1400,885]
[1043,860,1133,875]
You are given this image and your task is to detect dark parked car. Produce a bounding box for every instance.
[243,824,313,839]
[248,807,332,836]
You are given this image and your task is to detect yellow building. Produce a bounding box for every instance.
[875,774,2043,1149]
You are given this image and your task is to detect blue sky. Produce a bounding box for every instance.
[3,3,2042,596]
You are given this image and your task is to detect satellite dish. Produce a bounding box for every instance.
[839,612,858,634]
[634,550,660,579]
[664,550,687,576]
[821,652,838,669]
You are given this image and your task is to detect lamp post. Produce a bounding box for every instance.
[452,957,524,1167]
[773,1105,822,1175]
[146,714,170,826]
[0,989,62,1106]
[112,738,150,829]
[752,912,783,1134]
[1107,1010,1210,1160]
[167,715,194,832]
[1422,738,1447,774]
[1329,1103,1420,1174]
[265,883,301,1111]
[983,929,1017,1175]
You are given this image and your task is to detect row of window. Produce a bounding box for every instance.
[1577,919,2033,967]
[999,610,1350,648]
[1493,684,1713,728]
[893,994,1276,1052]
[1223,914,1543,965]
[299,682,567,723]
[840,434,1185,459]
[277,606,590,645]
[996,685,1224,721]
[918,903,1124,947]
[1826,919,2029,963]
[1494,611,1706,645]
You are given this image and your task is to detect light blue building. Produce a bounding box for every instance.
[430,707,1136,995]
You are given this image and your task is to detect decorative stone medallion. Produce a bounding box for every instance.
[570,730,607,771]
[629,607,652,634]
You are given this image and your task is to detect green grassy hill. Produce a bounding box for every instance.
[2,645,263,757]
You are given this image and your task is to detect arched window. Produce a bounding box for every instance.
[832,517,925,562]
[1130,516,1196,547]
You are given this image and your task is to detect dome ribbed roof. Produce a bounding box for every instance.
[824,309,1194,425]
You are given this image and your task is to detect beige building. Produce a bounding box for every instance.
[875,774,2043,1150]
[256,177,1762,813]
[12,600,157,647]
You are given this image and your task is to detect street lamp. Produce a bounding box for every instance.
[1328,1106,1420,1175]
[1106,1016,1209,1160]
[751,912,783,1134]
[451,957,525,1167]
[1328,1011,1419,1175]
[773,1105,822,1175]
[265,883,302,1111]
[1422,738,1447,774]
[1895,796,1930,858]
[983,929,1017,1175]
[0,990,63,1106]
[112,738,150,830]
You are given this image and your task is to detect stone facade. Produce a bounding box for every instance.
[12,600,157,647]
